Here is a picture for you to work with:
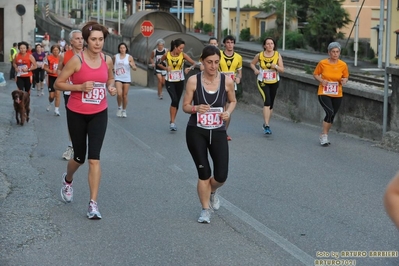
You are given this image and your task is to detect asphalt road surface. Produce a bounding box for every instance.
[1,82,399,266]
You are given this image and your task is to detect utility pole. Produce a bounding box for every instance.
[236,0,240,43]
[214,0,218,38]
[217,0,222,43]
[377,0,384,68]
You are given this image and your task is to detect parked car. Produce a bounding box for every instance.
[35,34,44,45]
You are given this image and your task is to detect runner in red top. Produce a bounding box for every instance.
[13,41,37,93]
[44,44,61,115]
[54,22,116,220]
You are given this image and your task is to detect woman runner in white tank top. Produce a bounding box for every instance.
[113,42,136,117]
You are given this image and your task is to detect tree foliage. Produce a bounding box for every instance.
[260,0,298,44]
[305,0,351,51]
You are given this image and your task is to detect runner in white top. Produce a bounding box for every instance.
[113,42,136,118]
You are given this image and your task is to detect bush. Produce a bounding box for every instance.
[259,29,280,45]
[370,57,378,65]
[240,28,251,41]
[222,28,228,38]
[366,46,375,59]
[203,23,213,34]
[194,21,203,30]
[276,31,305,50]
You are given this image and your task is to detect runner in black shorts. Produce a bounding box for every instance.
[182,45,236,224]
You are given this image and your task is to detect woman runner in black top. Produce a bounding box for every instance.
[183,45,236,224]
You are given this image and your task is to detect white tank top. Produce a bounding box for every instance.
[114,53,131,83]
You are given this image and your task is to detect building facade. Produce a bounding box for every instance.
[0,0,36,63]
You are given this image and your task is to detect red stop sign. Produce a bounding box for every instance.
[141,20,154,37]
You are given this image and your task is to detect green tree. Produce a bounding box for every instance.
[260,0,298,44]
[305,0,351,51]
[291,0,309,23]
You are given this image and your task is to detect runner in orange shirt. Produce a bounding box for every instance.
[313,42,349,146]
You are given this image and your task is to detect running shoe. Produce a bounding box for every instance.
[227,135,232,141]
[62,146,73,160]
[319,134,330,146]
[197,208,211,224]
[170,123,177,131]
[263,124,272,135]
[116,109,122,117]
[55,110,60,116]
[41,90,44,96]
[122,110,127,118]
[158,94,163,100]
[87,200,102,219]
[61,173,73,203]
[46,104,51,112]
[210,190,220,210]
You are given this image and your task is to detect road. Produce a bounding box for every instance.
[1,81,399,266]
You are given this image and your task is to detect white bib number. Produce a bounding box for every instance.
[323,82,339,95]
[37,62,44,68]
[82,82,106,104]
[168,70,183,81]
[115,67,126,76]
[261,69,277,82]
[17,65,28,76]
[197,107,224,129]
[223,72,235,81]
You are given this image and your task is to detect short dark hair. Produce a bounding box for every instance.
[262,37,277,51]
[118,42,129,53]
[81,21,109,42]
[50,44,61,53]
[208,37,218,43]
[13,42,17,47]
[223,35,235,44]
[200,45,220,61]
[18,41,29,50]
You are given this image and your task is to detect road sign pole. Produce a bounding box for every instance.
[146,36,149,87]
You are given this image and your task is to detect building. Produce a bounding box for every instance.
[0,0,36,63]
[369,2,399,66]
[342,0,383,39]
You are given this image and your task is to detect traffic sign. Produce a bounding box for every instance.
[141,20,154,38]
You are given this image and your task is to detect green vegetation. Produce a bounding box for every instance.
[203,23,214,34]
[240,28,251,41]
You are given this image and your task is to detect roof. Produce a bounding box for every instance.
[253,11,276,19]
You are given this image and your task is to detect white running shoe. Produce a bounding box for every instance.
[197,209,211,224]
[170,123,177,131]
[319,134,330,146]
[61,173,73,203]
[122,110,127,118]
[55,110,60,116]
[210,190,220,210]
[87,200,102,219]
[46,104,51,112]
[116,109,122,117]
[62,146,73,160]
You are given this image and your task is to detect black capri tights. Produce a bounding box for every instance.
[34,68,45,83]
[186,126,229,183]
[257,80,279,109]
[166,80,184,108]
[318,95,342,124]
[66,108,108,164]
[16,76,32,93]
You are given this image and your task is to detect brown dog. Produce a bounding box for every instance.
[11,90,30,126]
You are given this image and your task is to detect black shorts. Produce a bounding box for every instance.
[16,76,32,93]
[186,125,229,183]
